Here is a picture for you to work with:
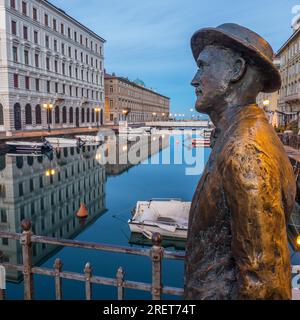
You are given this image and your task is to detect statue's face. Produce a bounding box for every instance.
[191,46,238,114]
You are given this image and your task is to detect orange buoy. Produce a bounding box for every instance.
[76,203,88,219]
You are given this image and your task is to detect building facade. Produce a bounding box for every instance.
[256,90,279,127]
[277,23,300,128]
[104,73,170,124]
[0,0,105,133]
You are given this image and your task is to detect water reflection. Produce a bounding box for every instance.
[0,145,106,282]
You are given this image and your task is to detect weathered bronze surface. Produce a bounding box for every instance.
[185,23,296,300]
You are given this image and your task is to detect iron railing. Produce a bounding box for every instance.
[0,219,185,300]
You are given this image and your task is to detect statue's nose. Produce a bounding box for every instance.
[191,70,200,87]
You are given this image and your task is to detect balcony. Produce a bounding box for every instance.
[283,93,300,104]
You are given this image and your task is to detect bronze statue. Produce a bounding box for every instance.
[185,23,296,300]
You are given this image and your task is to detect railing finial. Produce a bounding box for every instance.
[21,219,32,232]
[152,232,162,246]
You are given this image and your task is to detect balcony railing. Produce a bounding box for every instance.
[0,219,185,301]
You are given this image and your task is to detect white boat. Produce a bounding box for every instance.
[46,137,82,147]
[128,199,191,239]
[6,140,53,154]
[192,138,211,148]
[75,135,103,143]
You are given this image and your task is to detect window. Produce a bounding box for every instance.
[54,39,57,51]
[34,31,38,44]
[11,21,17,35]
[33,7,37,21]
[76,87,78,97]
[69,85,72,96]
[61,43,65,55]
[62,106,67,123]
[45,35,49,48]
[23,26,28,40]
[80,52,83,62]
[75,68,78,79]
[22,1,27,15]
[19,183,23,196]
[69,66,72,77]
[68,46,71,58]
[24,50,29,65]
[54,60,58,73]
[13,46,18,62]
[55,82,58,93]
[110,86,113,93]
[74,31,77,42]
[80,34,83,44]
[44,14,48,26]
[86,54,88,64]
[75,49,77,60]
[47,80,50,93]
[69,107,73,123]
[53,18,57,31]
[62,63,65,75]
[61,23,64,35]
[2,238,8,246]
[36,105,41,124]
[25,104,32,125]
[35,79,39,91]
[62,84,65,94]
[25,76,30,90]
[68,27,71,38]
[46,57,50,70]
[14,74,18,88]
[1,210,7,223]
[35,53,39,67]
[10,0,16,9]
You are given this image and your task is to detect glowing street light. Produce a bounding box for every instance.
[94,107,101,128]
[43,103,54,133]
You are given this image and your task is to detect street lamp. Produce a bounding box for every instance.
[190,108,194,120]
[122,108,131,122]
[43,103,54,133]
[152,112,157,121]
[94,107,101,128]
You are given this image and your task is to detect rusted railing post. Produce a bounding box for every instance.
[54,259,63,300]
[84,263,93,300]
[116,267,125,300]
[0,251,5,300]
[20,219,34,300]
[150,233,163,300]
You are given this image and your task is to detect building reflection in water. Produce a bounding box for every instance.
[0,145,106,282]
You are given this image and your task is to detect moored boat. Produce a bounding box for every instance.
[192,138,211,148]
[75,135,103,144]
[128,199,190,239]
[6,140,53,154]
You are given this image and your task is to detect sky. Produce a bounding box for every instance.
[51,0,299,116]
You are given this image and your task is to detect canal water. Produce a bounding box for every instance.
[2,132,211,300]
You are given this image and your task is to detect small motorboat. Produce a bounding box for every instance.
[192,138,211,148]
[75,135,103,144]
[128,199,191,239]
[45,137,86,147]
[6,139,53,154]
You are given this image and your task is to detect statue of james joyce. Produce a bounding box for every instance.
[185,23,296,300]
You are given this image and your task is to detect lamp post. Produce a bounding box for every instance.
[152,112,157,121]
[94,107,101,128]
[122,108,131,123]
[43,103,54,133]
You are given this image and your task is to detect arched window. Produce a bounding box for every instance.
[14,103,22,130]
[25,104,32,125]
[0,104,4,125]
[69,107,74,124]
[81,108,85,123]
[91,109,95,123]
[87,109,90,123]
[62,106,67,124]
[35,105,42,125]
[55,106,60,124]
[16,157,23,169]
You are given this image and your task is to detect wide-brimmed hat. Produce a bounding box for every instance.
[191,23,281,93]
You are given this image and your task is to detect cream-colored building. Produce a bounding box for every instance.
[0,0,105,133]
[276,22,300,128]
[256,90,279,127]
[104,72,170,124]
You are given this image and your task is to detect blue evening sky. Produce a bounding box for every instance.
[51,0,298,116]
